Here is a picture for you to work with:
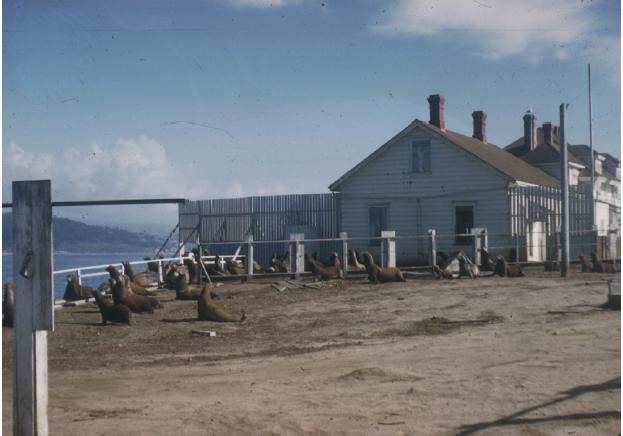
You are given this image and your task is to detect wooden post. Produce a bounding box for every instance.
[289,233,304,279]
[428,229,436,267]
[471,230,481,266]
[12,180,54,436]
[157,261,163,288]
[340,232,348,278]
[245,235,254,281]
[381,231,396,268]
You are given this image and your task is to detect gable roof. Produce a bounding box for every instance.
[521,143,585,167]
[569,144,620,180]
[329,119,559,191]
[505,126,560,156]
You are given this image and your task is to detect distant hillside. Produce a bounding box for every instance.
[2,213,168,253]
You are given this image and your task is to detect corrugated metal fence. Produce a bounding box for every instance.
[179,194,339,267]
[509,184,594,260]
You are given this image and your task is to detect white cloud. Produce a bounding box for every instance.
[2,137,214,230]
[372,0,609,60]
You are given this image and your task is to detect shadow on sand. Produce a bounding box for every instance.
[455,377,621,435]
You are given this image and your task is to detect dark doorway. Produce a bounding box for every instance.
[455,205,474,245]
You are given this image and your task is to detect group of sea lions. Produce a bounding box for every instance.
[432,249,525,279]
[578,252,619,273]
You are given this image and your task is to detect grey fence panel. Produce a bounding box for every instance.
[178,193,339,268]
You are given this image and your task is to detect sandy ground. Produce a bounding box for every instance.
[2,266,621,435]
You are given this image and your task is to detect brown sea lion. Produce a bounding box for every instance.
[175,274,201,301]
[227,259,246,275]
[106,265,158,313]
[122,261,155,288]
[347,249,366,272]
[198,286,245,322]
[361,251,405,283]
[91,290,131,325]
[590,252,618,273]
[578,255,592,272]
[183,257,200,284]
[268,252,289,273]
[305,252,341,280]
[493,256,525,277]
[63,274,93,301]
[144,254,163,273]
[3,282,15,328]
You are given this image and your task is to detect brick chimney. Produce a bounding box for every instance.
[472,110,487,143]
[428,94,445,130]
[542,122,553,144]
[523,109,536,152]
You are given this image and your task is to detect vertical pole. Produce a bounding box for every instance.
[12,180,54,436]
[76,269,82,287]
[290,233,304,280]
[472,229,482,266]
[381,231,396,268]
[482,228,488,255]
[515,233,520,263]
[340,232,348,278]
[588,63,596,229]
[245,235,254,281]
[560,103,570,277]
[157,260,163,288]
[428,229,437,267]
[556,231,562,263]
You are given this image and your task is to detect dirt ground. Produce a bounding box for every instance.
[2,266,621,435]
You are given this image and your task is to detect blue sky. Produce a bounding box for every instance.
[3,0,620,232]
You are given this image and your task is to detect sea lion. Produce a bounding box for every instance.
[458,253,480,278]
[63,274,93,301]
[122,261,155,288]
[198,286,245,322]
[578,255,592,272]
[493,256,525,277]
[590,252,618,273]
[106,265,158,313]
[252,260,263,274]
[436,251,450,264]
[3,283,15,328]
[347,249,366,272]
[305,252,341,280]
[227,259,246,275]
[175,273,201,301]
[183,257,200,284]
[432,264,454,280]
[361,251,405,283]
[144,254,163,273]
[268,252,289,273]
[91,290,131,325]
[479,248,495,271]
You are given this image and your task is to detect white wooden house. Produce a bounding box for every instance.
[329,95,567,264]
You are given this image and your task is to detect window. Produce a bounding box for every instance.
[412,140,431,173]
[368,206,388,246]
[455,205,474,245]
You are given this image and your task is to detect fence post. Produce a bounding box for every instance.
[245,235,254,281]
[428,229,436,267]
[608,229,619,260]
[76,269,82,287]
[381,230,396,268]
[12,180,54,436]
[157,261,163,288]
[556,231,562,264]
[289,233,305,279]
[340,232,348,278]
[514,233,521,263]
[471,229,482,266]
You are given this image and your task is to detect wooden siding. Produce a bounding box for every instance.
[335,126,514,261]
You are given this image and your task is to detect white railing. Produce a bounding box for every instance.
[53,253,247,288]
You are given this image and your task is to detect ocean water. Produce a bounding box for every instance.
[2,252,156,300]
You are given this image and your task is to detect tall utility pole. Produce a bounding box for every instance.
[588,63,596,227]
[560,104,570,277]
